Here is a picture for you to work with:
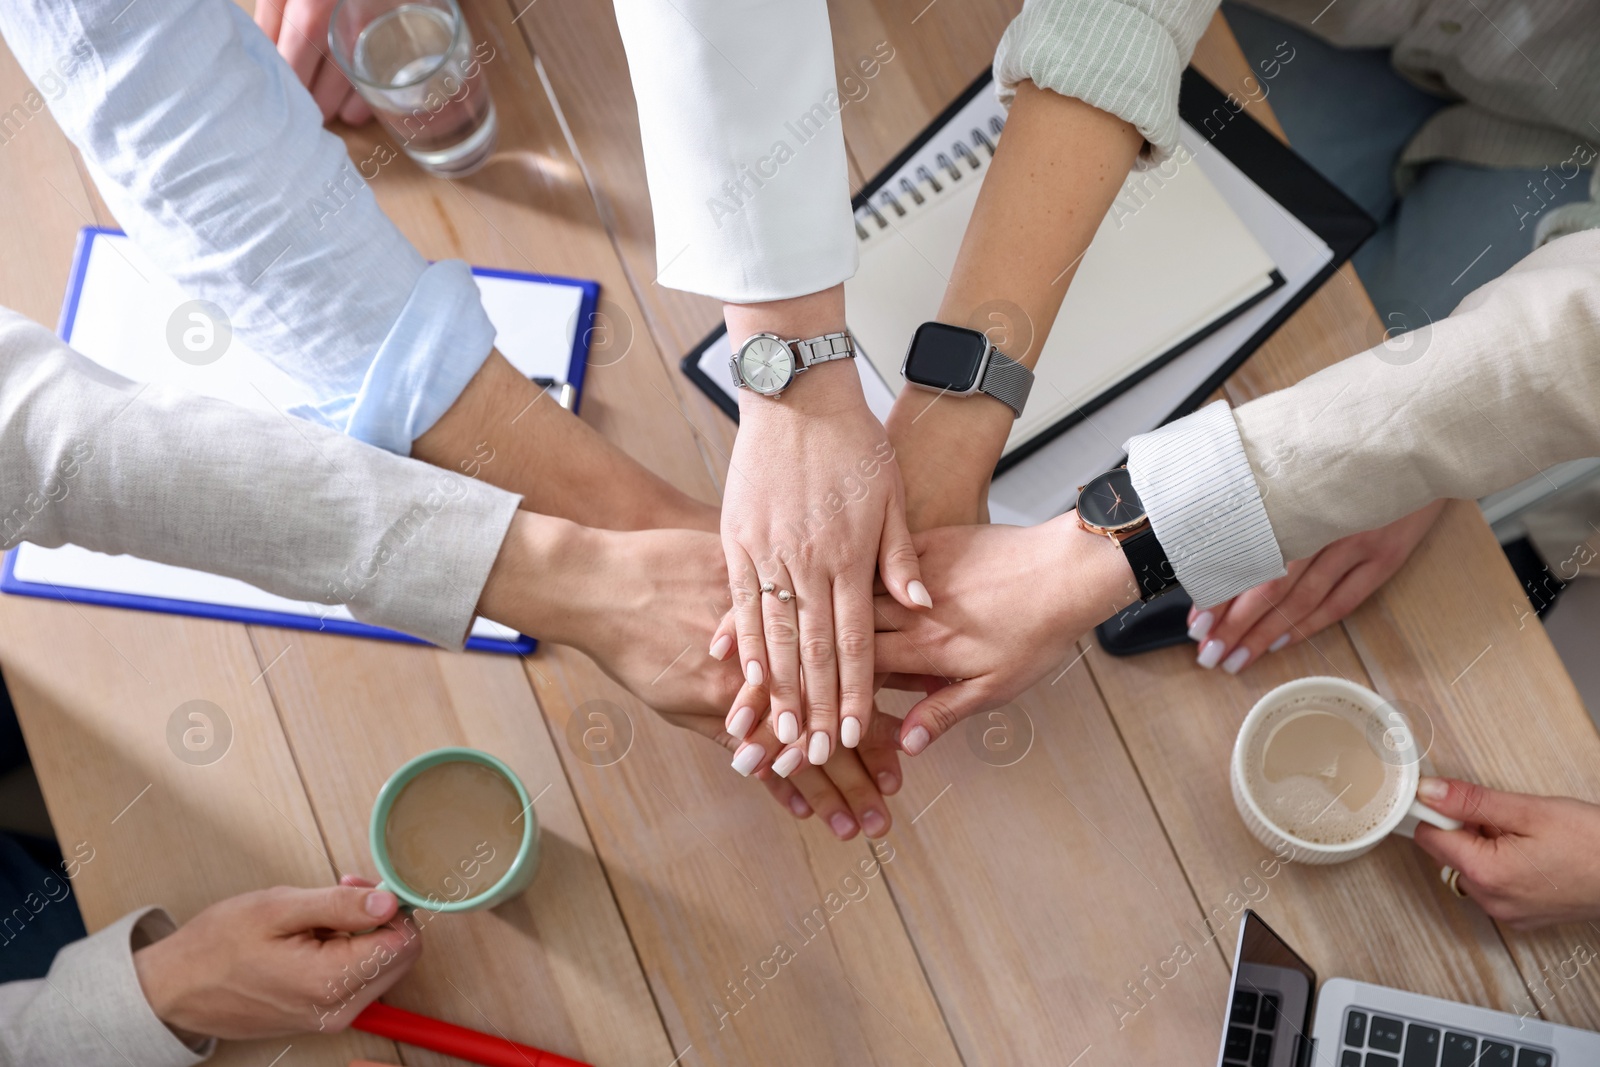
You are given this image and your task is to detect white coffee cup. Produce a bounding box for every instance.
[1230,676,1462,865]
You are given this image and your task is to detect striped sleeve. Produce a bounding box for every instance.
[1125,400,1284,607]
[993,0,1221,162]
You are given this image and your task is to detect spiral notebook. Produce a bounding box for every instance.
[0,227,599,655]
[684,70,1374,524]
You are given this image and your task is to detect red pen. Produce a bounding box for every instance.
[354,1002,592,1067]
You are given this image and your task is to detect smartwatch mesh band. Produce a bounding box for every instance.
[979,348,1033,418]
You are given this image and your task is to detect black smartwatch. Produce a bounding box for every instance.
[1074,467,1179,602]
[900,321,1034,418]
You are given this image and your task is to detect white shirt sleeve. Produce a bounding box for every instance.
[612,0,858,303]
[1125,400,1285,608]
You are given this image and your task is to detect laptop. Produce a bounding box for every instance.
[1218,910,1600,1066]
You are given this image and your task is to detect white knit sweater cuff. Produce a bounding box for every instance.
[1125,401,1285,607]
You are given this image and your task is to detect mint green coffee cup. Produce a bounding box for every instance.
[369,747,540,912]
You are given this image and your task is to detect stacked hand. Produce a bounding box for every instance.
[479,514,901,838]
[719,360,929,771]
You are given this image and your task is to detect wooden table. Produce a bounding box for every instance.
[2,4,1597,1065]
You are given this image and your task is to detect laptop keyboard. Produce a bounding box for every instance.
[1340,1008,1555,1067]
[1225,989,1282,1066]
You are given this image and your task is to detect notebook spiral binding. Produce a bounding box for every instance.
[854,115,1006,241]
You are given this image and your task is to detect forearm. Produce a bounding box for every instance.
[1126,230,1600,607]
[0,310,517,649]
[888,84,1141,510]
[1239,229,1600,559]
[414,351,716,532]
[4,0,492,452]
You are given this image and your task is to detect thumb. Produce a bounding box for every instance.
[899,679,992,755]
[267,885,401,935]
[1417,776,1532,832]
[879,497,932,612]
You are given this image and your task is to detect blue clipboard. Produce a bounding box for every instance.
[2,226,601,656]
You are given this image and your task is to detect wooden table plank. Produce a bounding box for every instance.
[869,660,1233,1063]
[528,646,965,1067]
[249,627,676,1066]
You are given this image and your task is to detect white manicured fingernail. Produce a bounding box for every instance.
[1268,634,1290,653]
[773,749,804,778]
[841,717,862,748]
[902,725,930,755]
[1222,647,1250,675]
[731,743,764,777]
[808,732,830,765]
[1187,611,1214,643]
[746,660,764,687]
[709,634,732,660]
[908,580,933,609]
[777,712,799,744]
[1197,639,1226,669]
[726,705,755,738]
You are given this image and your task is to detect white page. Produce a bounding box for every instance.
[11,232,588,644]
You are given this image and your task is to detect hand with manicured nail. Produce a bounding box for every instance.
[873,513,1137,755]
[717,335,930,773]
[1412,776,1600,929]
[666,699,905,841]
[1186,502,1443,675]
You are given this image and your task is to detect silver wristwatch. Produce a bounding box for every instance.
[730,330,858,397]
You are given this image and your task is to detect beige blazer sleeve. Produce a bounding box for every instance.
[1235,229,1600,561]
[0,308,521,648]
[0,907,210,1067]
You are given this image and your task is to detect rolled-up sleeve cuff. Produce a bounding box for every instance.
[292,260,496,454]
[994,0,1187,161]
[344,476,523,650]
[1126,400,1284,608]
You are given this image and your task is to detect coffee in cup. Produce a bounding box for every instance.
[370,747,540,911]
[1231,677,1461,865]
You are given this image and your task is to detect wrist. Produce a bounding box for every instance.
[886,388,1008,476]
[1049,511,1139,628]
[133,938,205,1041]
[476,512,601,647]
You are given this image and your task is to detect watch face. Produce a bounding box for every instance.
[1077,468,1146,531]
[903,321,987,393]
[737,335,795,395]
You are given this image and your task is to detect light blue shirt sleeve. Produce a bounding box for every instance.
[0,0,494,454]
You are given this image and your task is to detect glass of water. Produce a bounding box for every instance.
[329,0,498,177]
